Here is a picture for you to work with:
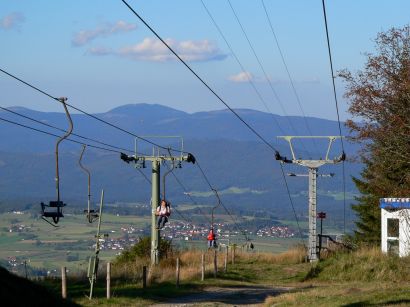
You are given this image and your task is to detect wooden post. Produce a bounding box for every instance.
[213,250,217,278]
[224,247,228,273]
[201,253,205,281]
[176,258,180,287]
[231,245,235,265]
[61,266,67,299]
[106,262,111,299]
[142,266,147,289]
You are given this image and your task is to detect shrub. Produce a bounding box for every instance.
[115,236,173,263]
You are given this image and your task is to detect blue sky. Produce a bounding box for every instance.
[1,0,409,121]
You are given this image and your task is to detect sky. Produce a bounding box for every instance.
[1,0,409,121]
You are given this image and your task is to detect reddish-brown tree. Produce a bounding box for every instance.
[340,26,410,244]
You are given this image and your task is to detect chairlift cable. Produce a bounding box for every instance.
[0,117,125,154]
[136,164,194,226]
[321,0,347,234]
[0,105,135,154]
[0,68,184,155]
[200,0,287,137]
[260,0,319,153]
[279,164,305,246]
[196,161,249,241]
[168,169,212,224]
[120,0,279,154]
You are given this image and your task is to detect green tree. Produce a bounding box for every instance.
[115,236,173,263]
[340,25,410,245]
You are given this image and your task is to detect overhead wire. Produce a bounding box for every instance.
[120,0,304,244]
[200,0,305,243]
[321,0,347,234]
[120,0,278,154]
[0,105,135,154]
[200,0,286,136]
[136,162,195,226]
[226,0,287,119]
[0,68,183,155]
[1,66,253,238]
[168,169,212,224]
[0,116,123,154]
[195,160,249,241]
[279,164,305,244]
[226,0,315,156]
[260,0,319,153]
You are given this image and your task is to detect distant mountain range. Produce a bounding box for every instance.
[0,103,361,223]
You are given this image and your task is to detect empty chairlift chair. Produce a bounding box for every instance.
[40,97,73,226]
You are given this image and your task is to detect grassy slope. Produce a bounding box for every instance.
[265,248,410,306]
[69,247,410,306]
[0,266,78,307]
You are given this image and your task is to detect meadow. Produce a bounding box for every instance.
[0,207,303,275]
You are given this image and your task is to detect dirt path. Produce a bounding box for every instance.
[151,285,291,307]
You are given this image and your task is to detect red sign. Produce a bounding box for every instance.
[317,212,326,219]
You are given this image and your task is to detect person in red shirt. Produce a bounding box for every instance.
[207,228,216,249]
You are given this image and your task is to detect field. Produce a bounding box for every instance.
[0,207,304,275]
[0,211,149,273]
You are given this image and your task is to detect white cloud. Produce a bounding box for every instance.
[116,37,227,62]
[72,20,137,46]
[0,12,25,30]
[228,71,254,82]
[86,46,113,56]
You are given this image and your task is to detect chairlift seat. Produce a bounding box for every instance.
[84,209,99,219]
[41,201,65,224]
[46,201,66,208]
[42,211,64,218]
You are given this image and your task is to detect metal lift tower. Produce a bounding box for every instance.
[275,136,345,262]
[121,136,195,265]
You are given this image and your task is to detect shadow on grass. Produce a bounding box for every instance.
[343,299,410,307]
[0,267,78,307]
[302,264,323,281]
[41,276,204,301]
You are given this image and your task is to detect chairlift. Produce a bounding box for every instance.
[40,97,73,226]
[79,145,99,223]
[156,149,177,229]
[207,189,221,249]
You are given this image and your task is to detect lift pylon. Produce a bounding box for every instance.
[121,136,195,265]
[275,136,345,262]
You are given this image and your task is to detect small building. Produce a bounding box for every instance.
[380,198,410,257]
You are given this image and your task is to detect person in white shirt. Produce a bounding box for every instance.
[156,200,171,229]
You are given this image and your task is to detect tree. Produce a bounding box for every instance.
[340,25,410,245]
[115,236,173,263]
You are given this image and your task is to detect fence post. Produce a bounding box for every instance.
[176,258,180,287]
[213,250,218,278]
[142,266,147,289]
[61,266,67,299]
[106,262,111,299]
[231,245,236,265]
[224,247,228,273]
[201,253,205,281]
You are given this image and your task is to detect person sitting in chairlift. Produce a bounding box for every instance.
[156,199,171,229]
[207,228,217,249]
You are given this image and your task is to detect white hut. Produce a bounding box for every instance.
[380,198,410,257]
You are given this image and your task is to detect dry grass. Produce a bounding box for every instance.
[108,245,306,286]
[305,246,410,282]
[237,244,306,265]
[111,248,235,284]
[263,282,410,306]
